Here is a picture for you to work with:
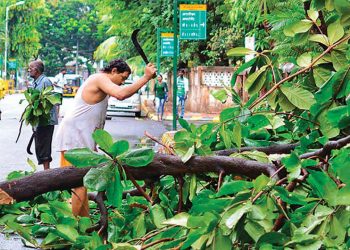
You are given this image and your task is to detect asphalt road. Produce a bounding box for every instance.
[0,93,171,181]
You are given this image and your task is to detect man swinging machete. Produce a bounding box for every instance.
[54,29,157,217]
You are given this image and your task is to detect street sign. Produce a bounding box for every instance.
[161,33,179,57]
[8,58,16,69]
[179,4,207,40]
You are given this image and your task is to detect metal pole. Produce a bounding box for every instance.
[75,39,79,74]
[156,28,160,73]
[172,0,178,130]
[4,7,9,80]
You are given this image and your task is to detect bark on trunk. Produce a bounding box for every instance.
[0,154,277,204]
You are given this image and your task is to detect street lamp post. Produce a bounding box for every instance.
[4,1,25,80]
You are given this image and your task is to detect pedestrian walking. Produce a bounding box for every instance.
[55,59,156,217]
[52,68,67,116]
[28,60,58,170]
[176,69,189,119]
[153,74,168,121]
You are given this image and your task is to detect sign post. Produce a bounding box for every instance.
[172,0,179,130]
[179,4,207,40]
[161,33,179,57]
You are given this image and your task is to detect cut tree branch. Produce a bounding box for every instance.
[249,35,350,109]
[0,154,277,204]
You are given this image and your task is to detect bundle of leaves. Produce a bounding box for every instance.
[20,86,61,127]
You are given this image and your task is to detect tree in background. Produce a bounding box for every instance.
[37,0,105,76]
[0,0,45,70]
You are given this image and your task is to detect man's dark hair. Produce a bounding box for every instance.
[101,59,131,74]
[60,68,66,72]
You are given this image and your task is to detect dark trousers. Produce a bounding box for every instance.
[34,125,54,165]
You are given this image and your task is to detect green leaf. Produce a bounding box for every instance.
[334,0,350,15]
[109,140,129,158]
[328,20,344,44]
[112,243,140,249]
[150,204,166,228]
[219,107,241,122]
[307,170,338,206]
[247,114,270,130]
[244,65,268,95]
[329,149,350,184]
[297,52,312,67]
[277,91,296,111]
[92,129,113,152]
[83,165,112,191]
[227,47,257,57]
[220,125,232,149]
[282,152,301,181]
[64,148,110,168]
[230,151,270,163]
[284,20,313,37]
[216,180,253,197]
[132,213,146,238]
[122,148,155,167]
[178,118,192,132]
[231,58,257,88]
[46,93,62,105]
[208,229,232,250]
[232,122,242,149]
[274,186,307,205]
[174,130,195,162]
[307,9,319,21]
[6,221,38,246]
[55,224,79,242]
[106,167,122,207]
[222,202,252,229]
[162,212,189,227]
[253,174,271,194]
[280,83,315,109]
[313,67,332,87]
[189,174,197,201]
[256,232,287,248]
[16,214,36,224]
[78,217,92,234]
[309,34,329,46]
[211,89,228,103]
[331,49,348,71]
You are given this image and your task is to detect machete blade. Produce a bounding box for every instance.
[131,29,150,65]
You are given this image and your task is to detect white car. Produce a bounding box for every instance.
[106,80,142,118]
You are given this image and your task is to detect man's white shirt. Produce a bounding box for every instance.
[53,73,67,94]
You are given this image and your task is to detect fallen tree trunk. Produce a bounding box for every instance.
[0,154,277,204]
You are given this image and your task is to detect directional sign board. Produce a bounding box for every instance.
[179,4,207,40]
[161,33,179,57]
[8,58,17,69]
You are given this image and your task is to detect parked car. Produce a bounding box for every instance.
[106,79,142,118]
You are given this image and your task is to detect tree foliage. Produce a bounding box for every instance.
[37,0,106,75]
[0,0,46,69]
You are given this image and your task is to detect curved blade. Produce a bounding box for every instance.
[131,29,149,64]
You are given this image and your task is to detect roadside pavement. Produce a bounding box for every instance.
[141,94,220,122]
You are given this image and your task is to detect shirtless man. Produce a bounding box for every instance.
[56,59,156,217]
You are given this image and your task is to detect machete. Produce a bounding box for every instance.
[26,132,35,155]
[131,29,149,65]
